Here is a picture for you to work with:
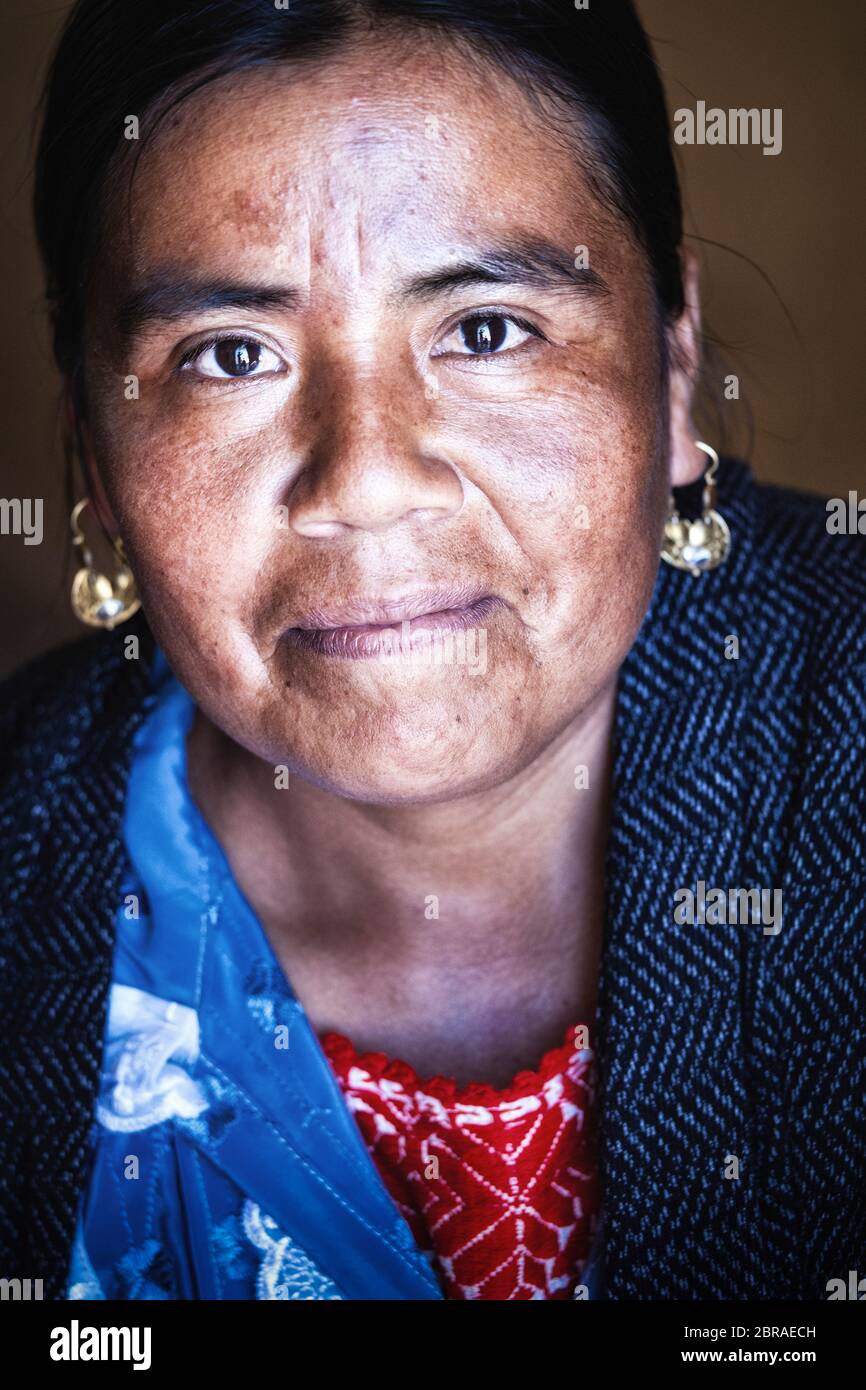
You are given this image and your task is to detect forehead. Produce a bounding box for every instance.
[101,31,624,281]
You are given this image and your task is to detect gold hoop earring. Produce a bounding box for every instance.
[661,442,731,576]
[70,498,141,629]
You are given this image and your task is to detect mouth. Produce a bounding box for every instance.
[282,587,503,660]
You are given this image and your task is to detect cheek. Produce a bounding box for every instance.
[94,406,261,597]
[530,435,666,701]
[90,416,278,710]
[453,365,668,655]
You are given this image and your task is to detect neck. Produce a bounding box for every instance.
[187,681,617,959]
[187,682,618,1085]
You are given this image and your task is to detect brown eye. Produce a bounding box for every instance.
[214,339,261,375]
[461,316,508,354]
[435,313,539,359]
[183,337,285,380]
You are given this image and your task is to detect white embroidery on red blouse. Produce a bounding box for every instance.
[323,1028,599,1301]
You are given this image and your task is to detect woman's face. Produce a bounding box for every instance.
[82,32,698,803]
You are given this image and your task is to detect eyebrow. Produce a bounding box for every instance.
[115,277,302,351]
[399,237,611,302]
[115,237,609,348]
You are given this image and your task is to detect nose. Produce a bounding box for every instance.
[287,366,464,538]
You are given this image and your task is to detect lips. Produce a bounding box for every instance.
[282,587,502,660]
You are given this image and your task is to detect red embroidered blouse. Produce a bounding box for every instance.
[320,1023,599,1300]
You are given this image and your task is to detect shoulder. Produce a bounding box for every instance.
[651,459,865,840]
[747,473,866,685]
[734,470,866,867]
[644,459,865,702]
[0,616,155,789]
[0,618,156,973]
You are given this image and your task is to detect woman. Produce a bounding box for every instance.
[1,0,863,1302]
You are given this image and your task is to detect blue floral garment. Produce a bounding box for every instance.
[65,651,443,1301]
[66,650,604,1301]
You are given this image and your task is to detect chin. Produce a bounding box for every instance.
[296,715,526,806]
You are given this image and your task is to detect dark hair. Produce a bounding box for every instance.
[33,0,684,386]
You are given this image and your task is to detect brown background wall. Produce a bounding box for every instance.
[0,0,863,676]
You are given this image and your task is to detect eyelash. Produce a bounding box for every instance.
[437,311,547,362]
[174,310,547,382]
[176,333,278,374]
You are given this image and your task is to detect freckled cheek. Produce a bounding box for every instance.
[97,433,270,628]
[478,388,665,577]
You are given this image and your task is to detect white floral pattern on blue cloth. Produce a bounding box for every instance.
[243,1202,342,1301]
[68,979,344,1301]
[96,985,207,1133]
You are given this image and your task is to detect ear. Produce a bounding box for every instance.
[64,387,121,538]
[666,247,707,489]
